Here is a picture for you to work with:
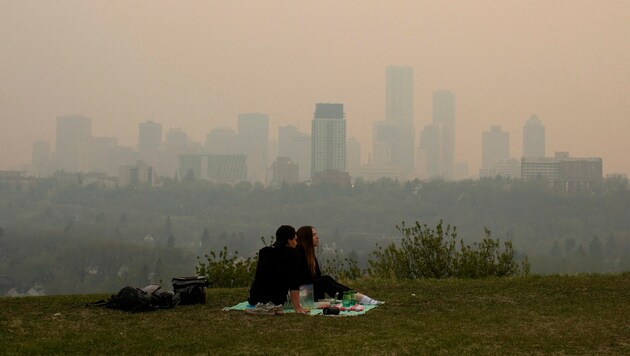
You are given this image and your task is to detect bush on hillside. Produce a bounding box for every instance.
[368,221,530,279]
[196,246,257,288]
[320,249,362,281]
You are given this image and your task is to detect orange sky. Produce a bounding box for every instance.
[1,0,629,176]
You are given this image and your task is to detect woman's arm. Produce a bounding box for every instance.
[290,290,309,314]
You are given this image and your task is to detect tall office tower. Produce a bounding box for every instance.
[311,103,346,177]
[161,127,189,177]
[206,127,238,154]
[278,125,311,181]
[238,113,269,183]
[138,121,162,153]
[433,91,456,179]
[482,125,510,169]
[420,124,441,178]
[271,156,299,186]
[31,140,50,176]
[138,121,162,166]
[373,121,415,170]
[56,115,92,173]
[379,66,415,173]
[523,114,545,158]
[386,66,413,125]
[278,125,300,158]
[166,127,188,150]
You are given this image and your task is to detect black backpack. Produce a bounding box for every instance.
[172,276,209,305]
[89,284,178,312]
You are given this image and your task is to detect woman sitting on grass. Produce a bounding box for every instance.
[296,225,383,305]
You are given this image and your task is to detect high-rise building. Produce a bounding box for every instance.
[377,66,415,174]
[165,127,188,150]
[278,125,299,158]
[138,121,162,168]
[138,121,162,153]
[386,66,413,125]
[56,115,92,173]
[433,91,456,179]
[311,103,346,177]
[206,127,238,155]
[278,125,311,181]
[523,114,545,158]
[238,113,269,183]
[271,156,299,186]
[373,121,415,172]
[482,125,509,169]
[415,90,457,180]
[159,127,189,177]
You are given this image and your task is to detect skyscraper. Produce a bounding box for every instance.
[138,121,162,167]
[206,127,238,155]
[433,91,456,179]
[523,114,545,158]
[482,125,510,169]
[386,66,413,125]
[374,66,415,173]
[311,103,346,177]
[138,121,162,153]
[278,125,311,181]
[56,115,92,173]
[237,113,269,183]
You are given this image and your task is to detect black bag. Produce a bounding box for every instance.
[89,284,178,312]
[172,276,209,305]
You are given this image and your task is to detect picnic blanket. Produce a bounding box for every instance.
[223,301,380,316]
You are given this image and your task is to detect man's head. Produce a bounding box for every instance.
[275,225,297,247]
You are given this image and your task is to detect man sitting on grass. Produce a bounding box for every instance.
[246,225,309,315]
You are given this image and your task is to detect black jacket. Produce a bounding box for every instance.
[248,244,300,306]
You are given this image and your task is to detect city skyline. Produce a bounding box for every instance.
[1,1,629,175]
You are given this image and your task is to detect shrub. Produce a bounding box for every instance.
[320,249,362,281]
[196,246,257,288]
[368,221,530,279]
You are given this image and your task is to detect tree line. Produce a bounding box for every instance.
[1,175,629,294]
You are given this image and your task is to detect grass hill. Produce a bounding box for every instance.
[1,274,629,355]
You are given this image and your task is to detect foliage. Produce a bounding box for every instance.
[368,221,530,279]
[319,249,362,281]
[2,176,630,295]
[195,246,257,288]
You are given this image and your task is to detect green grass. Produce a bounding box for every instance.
[1,274,629,355]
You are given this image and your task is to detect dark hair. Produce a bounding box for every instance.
[296,225,316,277]
[274,225,296,247]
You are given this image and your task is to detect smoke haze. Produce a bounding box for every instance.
[1,0,629,175]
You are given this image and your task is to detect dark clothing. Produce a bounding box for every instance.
[296,245,351,300]
[248,244,300,306]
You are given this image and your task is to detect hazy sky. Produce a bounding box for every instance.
[1,0,629,175]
